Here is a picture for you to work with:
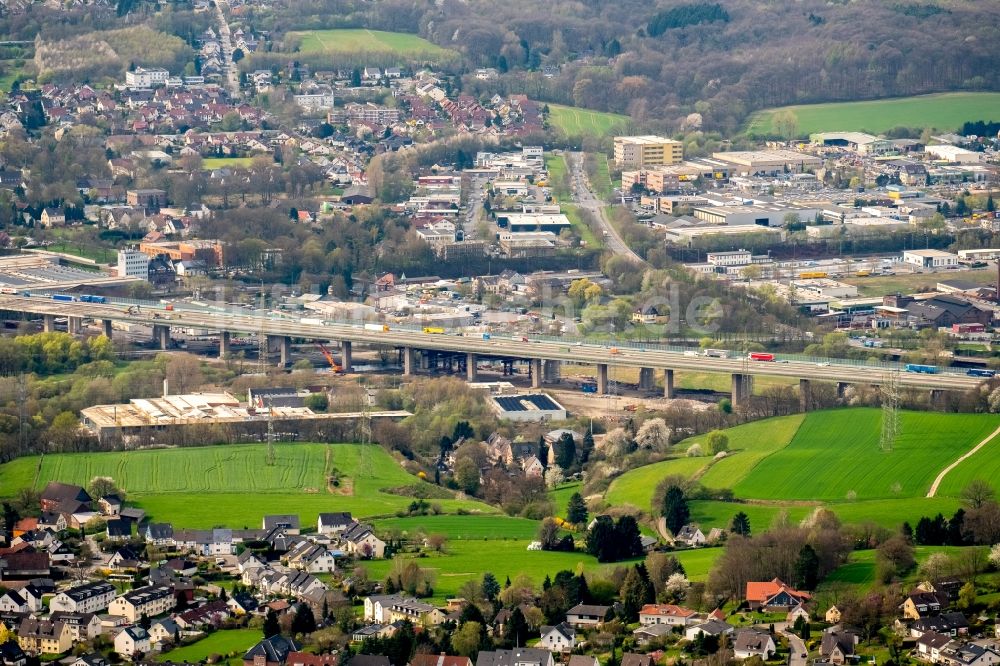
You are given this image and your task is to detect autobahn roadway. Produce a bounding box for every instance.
[567,151,647,265]
[0,295,984,393]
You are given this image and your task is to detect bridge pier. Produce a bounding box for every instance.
[731,374,751,408]
[466,353,477,382]
[279,336,291,367]
[639,367,655,391]
[219,331,231,358]
[341,341,352,373]
[101,319,113,340]
[664,369,675,399]
[402,347,415,376]
[799,378,812,412]
[153,324,170,350]
[597,363,608,395]
[837,381,849,400]
[530,358,542,389]
[68,317,82,334]
[930,388,945,408]
[43,314,55,333]
[543,360,561,383]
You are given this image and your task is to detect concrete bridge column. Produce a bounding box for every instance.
[153,324,170,350]
[279,336,291,367]
[403,347,415,376]
[732,373,751,408]
[799,378,812,412]
[597,363,609,395]
[837,382,849,400]
[530,358,542,389]
[68,317,82,334]
[639,367,655,391]
[219,331,231,359]
[543,360,561,383]
[420,351,430,371]
[664,369,675,399]
[466,353,478,382]
[341,341,352,373]
[930,389,945,408]
[102,319,113,339]
[43,314,55,333]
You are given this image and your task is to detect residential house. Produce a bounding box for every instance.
[287,653,339,666]
[826,606,842,623]
[941,643,1000,666]
[40,208,65,228]
[263,515,300,534]
[114,626,150,657]
[621,655,654,666]
[149,617,180,645]
[108,585,174,622]
[538,622,576,652]
[383,598,446,627]
[37,513,66,532]
[0,641,26,666]
[917,632,954,662]
[283,542,336,573]
[0,551,50,580]
[733,629,776,660]
[685,620,735,641]
[341,522,386,558]
[910,613,970,638]
[176,600,228,630]
[410,655,473,666]
[639,604,699,626]
[787,604,810,624]
[317,512,353,535]
[475,649,555,666]
[106,518,132,541]
[39,482,91,515]
[16,618,72,655]
[145,523,174,546]
[98,495,122,516]
[365,595,407,623]
[20,582,50,612]
[565,604,610,628]
[745,578,811,610]
[242,635,301,666]
[67,654,106,666]
[820,629,858,665]
[107,547,142,572]
[0,592,26,614]
[633,624,673,645]
[674,524,708,546]
[903,591,949,620]
[48,612,101,640]
[228,592,259,616]
[567,657,598,666]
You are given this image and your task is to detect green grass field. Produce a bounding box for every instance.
[734,410,1000,501]
[202,157,256,169]
[589,154,614,200]
[376,515,541,540]
[0,443,492,528]
[934,421,1000,497]
[693,415,805,489]
[844,269,995,297]
[548,104,629,138]
[157,629,259,664]
[564,205,602,248]
[548,482,583,517]
[606,457,709,511]
[361,536,722,602]
[290,29,454,60]
[746,92,1000,137]
[544,155,570,202]
[43,241,116,264]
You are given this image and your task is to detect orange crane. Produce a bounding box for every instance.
[314,342,343,373]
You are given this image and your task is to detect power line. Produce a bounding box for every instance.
[879,367,901,452]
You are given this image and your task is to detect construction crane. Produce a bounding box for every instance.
[314,342,343,373]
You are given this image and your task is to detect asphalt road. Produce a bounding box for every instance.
[567,151,647,265]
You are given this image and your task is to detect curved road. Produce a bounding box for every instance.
[567,151,647,265]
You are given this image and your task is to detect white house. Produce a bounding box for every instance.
[539,623,576,652]
[0,590,27,613]
[49,581,117,615]
[903,249,959,269]
[733,629,776,660]
[114,626,150,657]
[108,585,174,622]
[639,604,699,626]
[317,512,353,535]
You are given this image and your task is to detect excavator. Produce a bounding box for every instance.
[314,342,343,373]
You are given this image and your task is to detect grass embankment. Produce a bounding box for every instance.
[746,92,1000,136]
[290,29,455,61]
[547,103,629,138]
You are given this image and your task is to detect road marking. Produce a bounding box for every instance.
[926,424,1000,497]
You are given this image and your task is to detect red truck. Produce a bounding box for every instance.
[749,352,775,361]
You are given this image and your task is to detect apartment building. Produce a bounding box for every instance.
[108,585,174,622]
[49,581,117,614]
[614,135,683,168]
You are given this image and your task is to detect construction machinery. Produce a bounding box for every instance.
[314,342,343,373]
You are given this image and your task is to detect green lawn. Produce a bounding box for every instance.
[548,104,630,138]
[606,457,709,511]
[0,443,493,528]
[157,629,260,664]
[376,514,542,540]
[745,92,1000,137]
[734,409,1000,501]
[821,546,971,589]
[694,414,805,489]
[548,481,583,517]
[290,29,454,60]
[564,205,602,248]
[361,538,722,602]
[843,269,995,297]
[588,153,614,200]
[544,154,570,202]
[202,157,256,169]
[43,241,116,264]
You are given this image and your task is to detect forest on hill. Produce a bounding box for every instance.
[255,0,1000,134]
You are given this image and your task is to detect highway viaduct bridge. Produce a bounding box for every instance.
[0,295,985,409]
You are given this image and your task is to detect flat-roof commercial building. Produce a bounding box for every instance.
[489,393,567,422]
[712,150,822,176]
[692,204,821,227]
[614,136,683,168]
[903,249,959,269]
[925,144,982,164]
[664,224,784,247]
[810,132,892,155]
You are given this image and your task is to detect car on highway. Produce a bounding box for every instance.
[817,362,830,367]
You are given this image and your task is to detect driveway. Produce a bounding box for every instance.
[778,623,808,666]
